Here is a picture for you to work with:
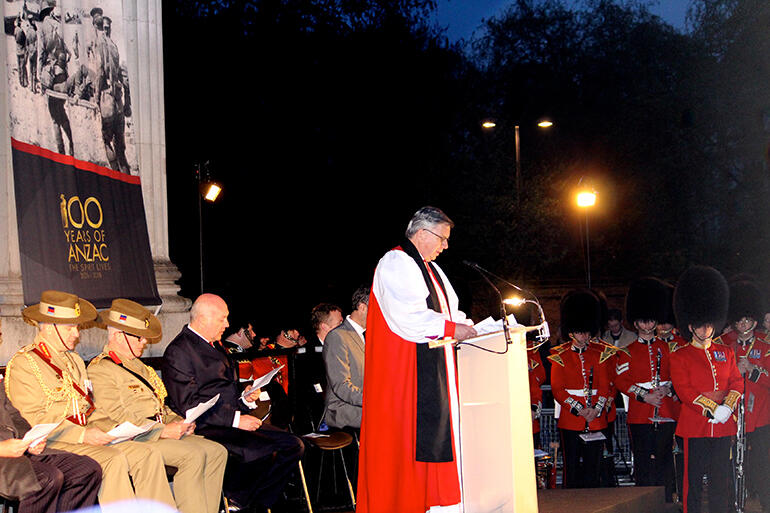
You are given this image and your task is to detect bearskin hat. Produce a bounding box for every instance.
[560,289,602,340]
[626,277,668,324]
[660,280,676,326]
[673,266,729,341]
[727,280,765,325]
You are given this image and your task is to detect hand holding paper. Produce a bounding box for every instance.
[107,420,158,444]
[22,420,61,448]
[241,366,284,400]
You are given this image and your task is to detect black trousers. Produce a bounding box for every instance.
[21,452,101,513]
[683,436,733,513]
[198,423,304,508]
[629,422,675,501]
[560,429,602,488]
[746,425,770,510]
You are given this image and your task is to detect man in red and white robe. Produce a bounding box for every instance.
[357,206,476,513]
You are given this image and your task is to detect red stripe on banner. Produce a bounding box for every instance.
[10,138,142,185]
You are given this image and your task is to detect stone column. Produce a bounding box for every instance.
[0,0,189,364]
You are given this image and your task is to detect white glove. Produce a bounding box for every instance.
[709,404,732,424]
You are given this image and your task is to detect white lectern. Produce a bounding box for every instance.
[456,326,538,513]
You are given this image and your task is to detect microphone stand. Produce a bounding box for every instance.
[463,261,512,346]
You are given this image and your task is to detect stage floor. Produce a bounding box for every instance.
[538,486,675,513]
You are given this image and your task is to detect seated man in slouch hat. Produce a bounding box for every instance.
[5,290,175,507]
[88,298,228,513]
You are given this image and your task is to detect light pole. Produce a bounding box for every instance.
[576,178,597,288]
[196,162,222,295]
[482,119,553,206]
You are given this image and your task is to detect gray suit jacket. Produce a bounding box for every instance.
[322,319,364,429]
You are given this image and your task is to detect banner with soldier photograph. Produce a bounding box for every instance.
[5,0,159,308]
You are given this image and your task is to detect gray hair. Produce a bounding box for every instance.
[351,286,370,311]
[405,206,454,238]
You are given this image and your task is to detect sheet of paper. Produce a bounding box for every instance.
[472,314,520,335]
[302,432,330,438]
[22,421,61,447]
[578,431,607,443]
[241,365,285,399]
[107,420,158,444]
[185,393,220,423]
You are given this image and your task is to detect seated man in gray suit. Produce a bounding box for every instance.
[323,286,369,430]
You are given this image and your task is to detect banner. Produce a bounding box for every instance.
[6,0,160,308]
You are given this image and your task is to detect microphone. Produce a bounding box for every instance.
[463,260,550,343]
[463,260,512,345]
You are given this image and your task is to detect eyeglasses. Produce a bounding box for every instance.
[423,228,449,244]
[122,331,142,341]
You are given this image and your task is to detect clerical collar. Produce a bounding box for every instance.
[571,344,587,354]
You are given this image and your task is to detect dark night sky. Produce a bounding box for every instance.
[162,0,769,339]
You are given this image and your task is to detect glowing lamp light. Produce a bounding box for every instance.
[537,120,553,128]
[576,190,596,208]
[481,120,497,129]
[504,297,526,307]
[202,183,222,202]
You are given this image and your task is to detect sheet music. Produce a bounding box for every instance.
[185,393,221,423]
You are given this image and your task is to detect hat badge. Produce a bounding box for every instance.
[144,318,150,328]
[75,302,81,316]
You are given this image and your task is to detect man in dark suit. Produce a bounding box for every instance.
[323,287,368,430]
[162,294,304,512]
[295,303,343,432]
[0,383,101,513]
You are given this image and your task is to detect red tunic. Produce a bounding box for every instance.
[528,349,546,433]
[614,338,676,423]
[670,339,743,438]
[357,291,461,513]
[717,331,770,432]
[591,339,620,423]
[549,344,610,431]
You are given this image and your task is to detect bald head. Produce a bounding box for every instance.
[190,294,230,342]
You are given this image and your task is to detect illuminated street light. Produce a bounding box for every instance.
[196,161,222,294]
[576,190,596,207]
[481,118,554,206]
[576,177,596,288]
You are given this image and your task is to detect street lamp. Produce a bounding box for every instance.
[481,118,553,206]
[196,161,222,295]
[576,177,597,288]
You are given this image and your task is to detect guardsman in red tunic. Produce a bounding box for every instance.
[614,278,676,500]
[718,280,770,511]
[670,266,743,513]
[528,342,546,448]
[550,290,610,488]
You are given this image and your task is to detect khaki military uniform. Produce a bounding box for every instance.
[4,334,175,506]
[88,348,227,513]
